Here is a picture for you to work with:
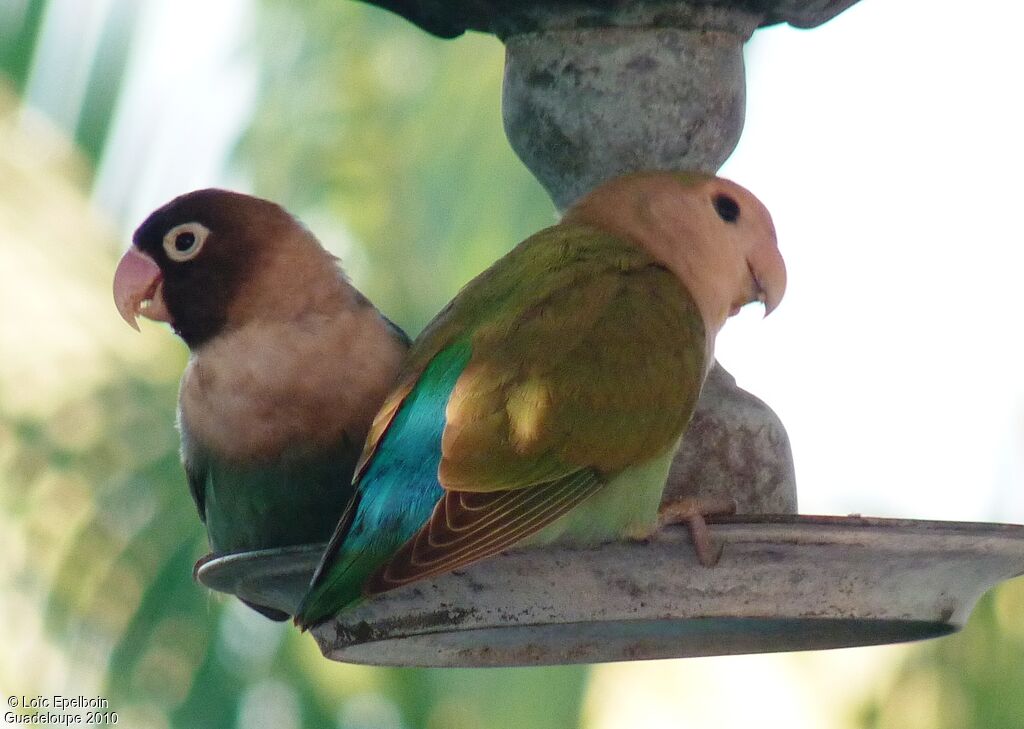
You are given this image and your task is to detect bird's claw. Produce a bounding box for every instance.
[657,496,737,567]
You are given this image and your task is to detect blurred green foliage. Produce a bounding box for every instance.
[2,1,1023,728]
[0,0,47,92]
[858,586,1024,729]
[72,0,138,165]
[240,0,557,334]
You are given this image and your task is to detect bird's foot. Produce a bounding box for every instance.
[657,496,738,567]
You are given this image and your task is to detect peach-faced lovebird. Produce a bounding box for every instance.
[295,172,785,629]
[113,189,409,620]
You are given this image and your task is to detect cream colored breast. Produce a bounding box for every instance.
[179,308,405,464]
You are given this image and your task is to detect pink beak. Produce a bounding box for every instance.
[750,240,787,318]
[113,247,172,330]
[761,245,787,317]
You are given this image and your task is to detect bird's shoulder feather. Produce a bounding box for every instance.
[441,224,708,491]
[356,224,703,482]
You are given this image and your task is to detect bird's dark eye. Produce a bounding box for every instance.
[174,231,196,252]
[163,222,210,262]
[713,194,741,223]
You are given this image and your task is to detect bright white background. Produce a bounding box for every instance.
[719,0,1024,523]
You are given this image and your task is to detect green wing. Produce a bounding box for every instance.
[441,223,707,490]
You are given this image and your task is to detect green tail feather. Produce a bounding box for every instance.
[294,547,391,629]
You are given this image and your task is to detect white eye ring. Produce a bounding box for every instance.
[163,222,210,262]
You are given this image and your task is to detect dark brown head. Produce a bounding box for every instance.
[113,189,311,348]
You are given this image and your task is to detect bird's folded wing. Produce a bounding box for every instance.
[355,225,707,493]
[439,232,706,492]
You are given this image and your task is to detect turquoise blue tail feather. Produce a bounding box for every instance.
[295,341,472,625]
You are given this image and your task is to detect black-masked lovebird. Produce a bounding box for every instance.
[294,171,785,629]
[113,189,409,620]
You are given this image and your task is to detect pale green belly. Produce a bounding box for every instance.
[522,441,679,548]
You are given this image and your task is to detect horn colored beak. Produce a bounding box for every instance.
[113,247,172,330]
[753,241,787,317]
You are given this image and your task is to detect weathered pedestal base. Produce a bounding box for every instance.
[668,363,797,513]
